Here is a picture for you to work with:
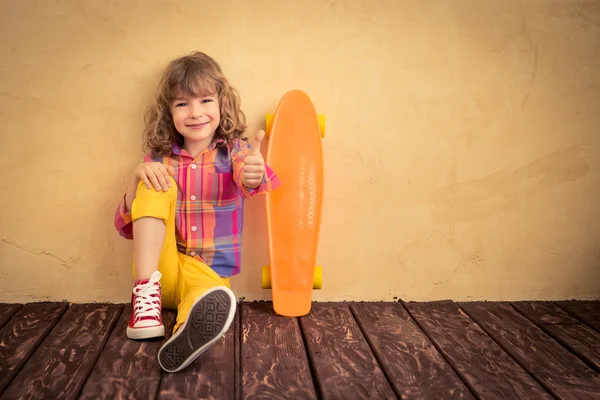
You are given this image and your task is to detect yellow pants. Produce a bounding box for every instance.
[131,178,230,333]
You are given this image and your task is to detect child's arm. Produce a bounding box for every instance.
[114,193,134,239]
[114,158,174,239]
[231,131,281,198]
[240,130,266,189]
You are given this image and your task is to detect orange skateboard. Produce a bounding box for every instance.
[261,90,325,317]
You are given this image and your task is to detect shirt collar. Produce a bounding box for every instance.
[172,138,225,156]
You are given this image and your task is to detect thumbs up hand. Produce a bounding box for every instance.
[241,130,266,189]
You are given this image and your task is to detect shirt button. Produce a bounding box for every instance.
[190,164,197,169]
[191,226,197,232]
[190,251,196,256]
[190,195,196,200]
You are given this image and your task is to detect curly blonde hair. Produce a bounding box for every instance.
[142,52,247,156]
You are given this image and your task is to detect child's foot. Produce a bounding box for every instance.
[158,286,236,373]
[127,270,165,339]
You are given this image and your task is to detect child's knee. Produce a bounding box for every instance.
[132,178,177,222]
[135,177,177,199]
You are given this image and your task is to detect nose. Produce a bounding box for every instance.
[189,101,204,119]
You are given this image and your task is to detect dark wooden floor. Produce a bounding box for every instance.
[0,300,599,399]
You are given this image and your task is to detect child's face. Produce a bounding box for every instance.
[170,92,220,146]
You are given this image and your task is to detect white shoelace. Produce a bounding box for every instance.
[133,271,162,320]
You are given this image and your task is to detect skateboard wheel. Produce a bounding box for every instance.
[265,114,274,137]
[318,115,326,138]
[313,266,322,289]
[262,265,271,289]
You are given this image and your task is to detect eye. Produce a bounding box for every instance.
[175,102,187,107]
[201,98,214,104]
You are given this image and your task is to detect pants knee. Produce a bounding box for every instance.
[131,178,177,222]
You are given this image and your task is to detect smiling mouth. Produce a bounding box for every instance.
[187,122,208,129]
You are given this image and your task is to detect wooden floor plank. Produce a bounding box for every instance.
[535,371,600,400]
[1,303,122,400]
[544,324,600,372]
[0,300,596,399]
[350,302,473,399]
[0,303,67,394]
[404,301,552,400]
[241,302,317,399]
[511,301,580,325]
[555,301,600,333]
[79,308,176,399]
[512,301,600,373]
[158,307,238,399]
[461,302,600,399]
[299,302,395,399]
[0,304,22,330]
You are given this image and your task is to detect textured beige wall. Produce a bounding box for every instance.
[1,0,599,303]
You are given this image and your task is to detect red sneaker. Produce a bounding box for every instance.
[127,270,165,339]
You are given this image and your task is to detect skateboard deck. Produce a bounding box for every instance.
[263,90,324,317]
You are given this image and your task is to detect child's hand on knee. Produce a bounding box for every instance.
[134,162,175,192]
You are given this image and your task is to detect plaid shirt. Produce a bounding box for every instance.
[114,138,280,277]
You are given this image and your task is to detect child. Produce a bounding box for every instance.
[113,52,280,373]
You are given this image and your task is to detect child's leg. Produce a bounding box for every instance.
[133,217,165,280]
[175,255,233,332]
[157,255,236,372]
[131,178,180,308]
[127,178,180,339]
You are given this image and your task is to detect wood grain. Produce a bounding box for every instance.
[1,300,598,399]
[544,324,600,372]
[405,301,551,400]
[511,301,580,325]
[0,304,22,330]
[512,301,600,372]
[241,302,317,400]
[0,302,67,394]
[555,301,600,333]
[535,372,600,400]
[79,308,176,399]
[461,302,600,399]
[1,303,122,400]
[298,302,395,399]
[158,307,237,399]
[351,302,473,399]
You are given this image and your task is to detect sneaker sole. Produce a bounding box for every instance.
[127,324,165,340]
[158,286,236,373]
